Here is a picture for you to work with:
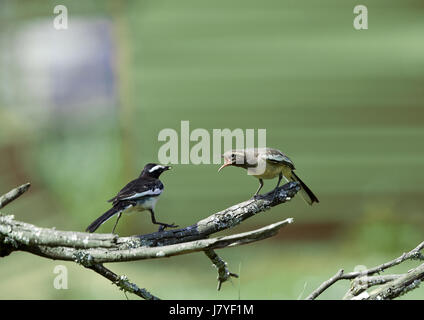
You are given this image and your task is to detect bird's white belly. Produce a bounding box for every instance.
[123,197,159,214]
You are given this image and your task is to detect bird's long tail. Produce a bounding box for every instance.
[290,171,319,205]
[86,205,123,233]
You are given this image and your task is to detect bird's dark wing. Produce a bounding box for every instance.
[107,178,163,204]
[263,148,295,169]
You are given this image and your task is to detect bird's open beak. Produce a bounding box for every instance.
[218,160,231,172]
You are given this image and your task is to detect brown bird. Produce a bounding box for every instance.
[218,148,319,205]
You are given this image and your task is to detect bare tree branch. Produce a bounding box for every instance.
[343,274,402,299]
[87,263,160,300]
[0,182,298,299]
[204,249,239,290]
[0,183,30,209]
[341,241,424,280]
[1,217,294,263]
[306,241,424,300]
[0,214,118,250]
[366,263,424,300]
[305,269,344,300]
[130,181,300,247]
[2,182,422,300]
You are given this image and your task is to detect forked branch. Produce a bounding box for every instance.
[0,182,299,299]
[306,241,424,300]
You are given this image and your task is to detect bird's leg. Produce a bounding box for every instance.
[252,179,264,199]
[111,212,122,234]
[149,209,179,232]
[272,173,283,200]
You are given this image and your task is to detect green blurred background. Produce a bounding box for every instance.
[1,0,423,299]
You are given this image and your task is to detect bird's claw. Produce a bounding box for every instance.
[158,223,179,232]
[251,194,262,201]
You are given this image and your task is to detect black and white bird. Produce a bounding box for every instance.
[86,163,178,233]
[218,148,319,205]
